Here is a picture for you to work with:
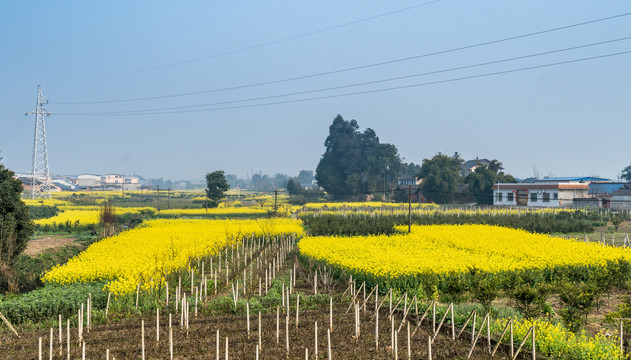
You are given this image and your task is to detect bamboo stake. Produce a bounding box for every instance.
[169,327,173,360]
[375,304,379,350]
[136,283,140,311]
[216,330,220,360]
[407,322,411,360]
[457,309,477,338]
[345,282,365,315]
[411,300,435,338]
[296,294,300,329]
[225,337,229,360]
[329,297,333,333]
[428,335,432,360]
[315,321,319,359]
[141,320,145,360]
[66,319,70,360]
[432,303,453,341]
[491,319,512,357]
[247,302,251,337]
[512,326,533,360]
[276,306,280,344]
[467,314,489,359]
[327,328,332,360]
[0,311,19,338]
[49,328,53,360]
[157,308,160,343]
[59,314,62,356]
[258,312,262,350]
[39,337,42,360]
[286,314,290,356]
[81,341,85,360]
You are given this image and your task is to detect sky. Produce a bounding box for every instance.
[1,1,630,181]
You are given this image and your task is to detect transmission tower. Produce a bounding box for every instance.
[26,85,52,199]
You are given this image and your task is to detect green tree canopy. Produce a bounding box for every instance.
[417,153,463,204]
[0,160,33,266]
[205,170,230,208]
[315,115,401,200]
[621,164,631,182]
[465,160,517,205]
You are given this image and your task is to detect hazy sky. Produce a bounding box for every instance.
[1,1,630,181]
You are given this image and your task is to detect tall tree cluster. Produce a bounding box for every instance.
[0,161,33,266]
[205,170,230,208]
[315,115,401,200]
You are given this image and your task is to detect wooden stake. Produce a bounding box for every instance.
[169,327,173,360]
[141,320,145,360]
[157,308,160,343]
[427,335,432,360]
[327,328,332,360]
[375,304,379,350]
[329,297,333,333]
[66,319,70,360]
[225,337,229,360]
[247,302,251,337]
[39,337,42,360]
[286,315,290,356]
[59,314,62,356]
[407,322,411,360]
[0,311,20,338]
[216,330,220,360]
[276,306,280,344]
[49,328,53,360]
[512,326,533,360]
[136,283,140,311]
[296,294,300,329]
[258,312,262,350]
[315,321,319,359]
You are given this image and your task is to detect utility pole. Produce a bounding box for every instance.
[26,85,52,199]
[167,188,171,209]
[408,185,412,233]
[274,188,278,216]
[157,185,160,212]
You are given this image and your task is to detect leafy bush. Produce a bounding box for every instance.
[28,205,59,220]
[0,282,107,324]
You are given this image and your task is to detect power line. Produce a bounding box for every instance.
[0,115,29,147]
[53,49,631,117]
[43,0,440,87]
[51,36,631,115]
[51,10,631,105]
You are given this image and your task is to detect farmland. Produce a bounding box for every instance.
[1,199,631,359]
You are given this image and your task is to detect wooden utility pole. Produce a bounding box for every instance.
[408,185,412,233]
[274,188,278,216]
[157,185,160,212]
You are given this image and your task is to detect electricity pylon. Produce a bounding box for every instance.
[26,85,52,199]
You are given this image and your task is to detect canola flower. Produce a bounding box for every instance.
[299,204,575,217]
[34,206,155,226]
[491,318,621,360]
[22,198,71,206]
[42,218,303,294]
[299,224,631,278]
[158,207,268,216]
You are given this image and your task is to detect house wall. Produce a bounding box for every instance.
[493,187,587,207]
[77,175,101,187]
[612,195,631,210]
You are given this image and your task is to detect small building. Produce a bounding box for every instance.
[77,174,102,187]
[534,176,611,184]
[103,174,125,184]
[611,184,631,211]
[492,182,589,207]
[397,174,419,186]
[461,158,492,176]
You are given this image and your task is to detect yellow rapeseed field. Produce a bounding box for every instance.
[42,218,303,294]
[158,207,267,216]
[299,224,631,278]
[34,206,155,226]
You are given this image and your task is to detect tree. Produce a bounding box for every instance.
[315,115,401,200]
[205,170,230,208]
[417,153,463,204]
[0,160,33,266]
[621,164,631,182]
[465,160,517,205]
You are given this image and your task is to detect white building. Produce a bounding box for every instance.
[77,174,102,187]
[611,184,631,211]
[492,182,589,207]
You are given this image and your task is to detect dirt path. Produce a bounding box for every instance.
[23,235,78,256]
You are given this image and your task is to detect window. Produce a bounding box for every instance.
[497,192,503,202]
[553,193,558,200]
[530,193,538,202]
[543,192,550,202]
[507,193,514,202]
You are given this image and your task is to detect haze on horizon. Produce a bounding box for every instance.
[1,1,630,181]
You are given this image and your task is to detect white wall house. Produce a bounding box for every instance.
[492,182,589,207]
[77,174,102,187]
[611,184,631,211]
